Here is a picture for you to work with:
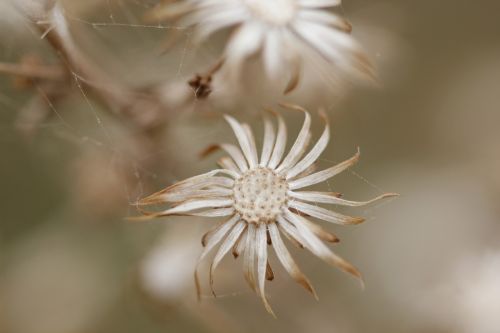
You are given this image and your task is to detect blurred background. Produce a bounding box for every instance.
[1,0,500,332]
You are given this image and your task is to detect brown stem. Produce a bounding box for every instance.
[0,62,64,80]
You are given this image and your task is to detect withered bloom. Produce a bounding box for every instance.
[150,0,372,93]
[136,104,396,315]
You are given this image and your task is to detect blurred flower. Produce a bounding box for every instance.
[421,252,500,333]
[140,224,202,302]
[136,104,396,315]
[150,0,373,93]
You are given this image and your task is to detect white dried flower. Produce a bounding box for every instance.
[152,0,373,93]
[136,104,396,315]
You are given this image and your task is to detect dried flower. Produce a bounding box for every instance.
[136,104,396,315]
[150,0,373,93]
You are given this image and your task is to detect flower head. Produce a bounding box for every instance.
[151,0,373,93]
[136,104,396,315]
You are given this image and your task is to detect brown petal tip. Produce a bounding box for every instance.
[350,217,366,225]
[199,144,220,159]
[278,102,308,113]
[125,215,154,222]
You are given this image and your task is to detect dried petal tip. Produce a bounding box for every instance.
[350,217,366,225]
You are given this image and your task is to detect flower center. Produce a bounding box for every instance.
[233,167,288,224]
[243,0,296,25]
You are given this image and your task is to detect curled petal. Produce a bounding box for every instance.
[277,217,305,249]
[268,112,287,169]
[288,200,365,225]
[146,198,234,218]
[210,221,246,295]
[269,223,318,299]
[290,191,399,207]
[284,211,364,286]
[289,162,317,181]
[299,217,339,243]
[138,171,234,206]
[289,148,360,190]
[224,115,258,168]
[232,227,248,258]
[276,105,311,173]
[259,116,276,167]
[257,224,275,316]
[287,110,329,179]
[195,214,240,300]
[242,123,259,167]
[243,223,257,292]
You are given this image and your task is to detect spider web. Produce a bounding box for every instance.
[3,0,205,208]
[1,0,395,306]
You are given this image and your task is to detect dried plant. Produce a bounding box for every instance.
[148,0,374,95]
[1,0,394,320]
[135,104,396,316]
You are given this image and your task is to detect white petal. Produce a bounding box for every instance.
[182,2,242,27]
[277,216,305,248]
[232,227,248,258]
[190,9,247,41]
[296,214,339,243]
[288,200,364,225]
[224,115,258,168]
[290,191,399,207]
[219,143,249,172]
[156,198,234,217]
[268,223,317,298]
[256,224,275,316]
[283,211,363,283]
[293,20,349,63]
[259,116,276,167]
[263,28,284,79]
[298,0,342,8]
[210,221,246,294]
[195,214,240,299]
[243,223,257,292]
[190,207,235,218]
[268,112,287,169]
[289,148,360,190]
[289,162,317,180]
[276,106,311,173]
[217,157,241,174]
[141,176,235,206]
[159,188,233,203]
[242,123,259,167]
[224,22,264,80]
[287,112,329,179]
